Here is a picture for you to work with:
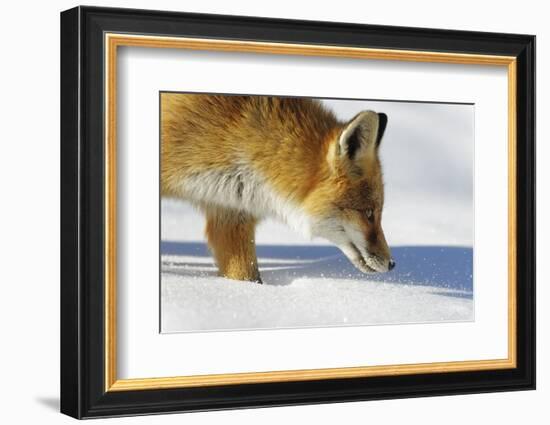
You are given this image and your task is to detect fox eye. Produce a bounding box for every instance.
[365,209,374,221]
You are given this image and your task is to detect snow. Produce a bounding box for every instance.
[160,99,474,333]
[161,240,472,332]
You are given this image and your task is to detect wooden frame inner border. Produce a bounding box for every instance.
[104,33,518,392]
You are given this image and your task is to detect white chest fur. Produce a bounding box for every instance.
[180,166,312,238]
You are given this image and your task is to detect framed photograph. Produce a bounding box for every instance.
[60,6,535,419]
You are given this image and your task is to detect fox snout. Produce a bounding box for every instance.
[348,245,395,274]
[363,251,396,273]
[335,222,395,274]
[356,237,395,274]
[365,226,395,272]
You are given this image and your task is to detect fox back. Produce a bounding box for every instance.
[161,93,394,276]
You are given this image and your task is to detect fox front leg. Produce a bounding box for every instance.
[204,207,262,283]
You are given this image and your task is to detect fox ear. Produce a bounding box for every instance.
[337,111,387,161]
[376,112,388,147]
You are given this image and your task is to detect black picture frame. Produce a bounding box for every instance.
[61,5,535,419]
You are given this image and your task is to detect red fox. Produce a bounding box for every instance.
[161,93,394,283]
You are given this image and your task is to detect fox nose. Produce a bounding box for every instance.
[388,259,396,271]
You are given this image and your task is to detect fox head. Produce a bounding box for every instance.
[306,110,394,273]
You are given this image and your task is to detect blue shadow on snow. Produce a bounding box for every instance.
[161,241,472,293]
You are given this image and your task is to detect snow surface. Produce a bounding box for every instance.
[161,99,474,333]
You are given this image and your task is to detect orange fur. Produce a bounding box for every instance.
[161,93,393,281]
[204,207,260,282]
[161,94,338,201]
